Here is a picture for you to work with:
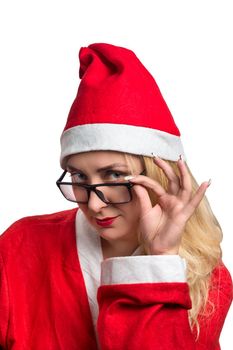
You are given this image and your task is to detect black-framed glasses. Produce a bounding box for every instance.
[56,170,140,204]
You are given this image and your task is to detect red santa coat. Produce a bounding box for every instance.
[0,208,232,349]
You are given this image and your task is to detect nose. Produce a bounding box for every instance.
[87,189,108,213]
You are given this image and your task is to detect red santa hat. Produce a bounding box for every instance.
[60,43,185,168]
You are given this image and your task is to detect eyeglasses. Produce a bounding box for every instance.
[56,170,144,204]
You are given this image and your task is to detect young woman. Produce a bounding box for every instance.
[0,43,232,349]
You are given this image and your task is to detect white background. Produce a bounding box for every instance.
[0,0,232,347]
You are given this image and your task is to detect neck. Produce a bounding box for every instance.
[101,237,139,260]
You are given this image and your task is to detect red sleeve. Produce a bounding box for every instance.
[195,263,233,349]
[0,253,9,348]
[97,259,232,350]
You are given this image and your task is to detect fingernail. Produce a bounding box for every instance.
[124,175,135,181]
[151,152,159,159]
[179,154,184,161]
[207,179,211,187]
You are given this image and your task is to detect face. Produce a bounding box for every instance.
[66,151,144,248]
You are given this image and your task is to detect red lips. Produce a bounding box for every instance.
[95,216,118,227]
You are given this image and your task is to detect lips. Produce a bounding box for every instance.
[95,216,119,227]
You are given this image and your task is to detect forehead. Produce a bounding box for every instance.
[66,151,142,170]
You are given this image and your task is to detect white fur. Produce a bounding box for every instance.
[60,123,186,168]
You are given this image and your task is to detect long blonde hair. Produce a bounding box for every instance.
[125,154,222,335]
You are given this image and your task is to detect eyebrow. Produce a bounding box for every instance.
[66,163,129,173]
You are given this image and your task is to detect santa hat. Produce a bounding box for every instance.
[60,43,185,168]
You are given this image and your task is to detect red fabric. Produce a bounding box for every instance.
[64,43,180,136]
[0,208,232,349]
[98,266,233,350]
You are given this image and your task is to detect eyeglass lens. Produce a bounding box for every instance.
[59,183,131,204]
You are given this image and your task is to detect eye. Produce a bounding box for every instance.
[69,172,87,183]
[105,170,127,181]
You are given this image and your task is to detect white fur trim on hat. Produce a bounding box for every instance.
[60,123,186,168]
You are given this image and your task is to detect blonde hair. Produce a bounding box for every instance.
[125,154,222,336]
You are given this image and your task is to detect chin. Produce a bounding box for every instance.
[98,227,124,240]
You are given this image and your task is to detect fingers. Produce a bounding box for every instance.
[126,155,182,197]
[126,155,210,212]
[153,156,180,194]
[153,156,193,199]
[187,181,210,213]
[176,157,193,200]
[127,174,166,197]
[154,155,194,202]
[132,184,153,216]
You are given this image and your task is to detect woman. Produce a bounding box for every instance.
[0,43,232,349]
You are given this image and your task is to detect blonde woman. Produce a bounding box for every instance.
[0,43,232,349]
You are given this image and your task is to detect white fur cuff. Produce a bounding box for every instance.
[100,255,187,285]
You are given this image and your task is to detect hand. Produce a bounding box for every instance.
[128,156,210,255]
